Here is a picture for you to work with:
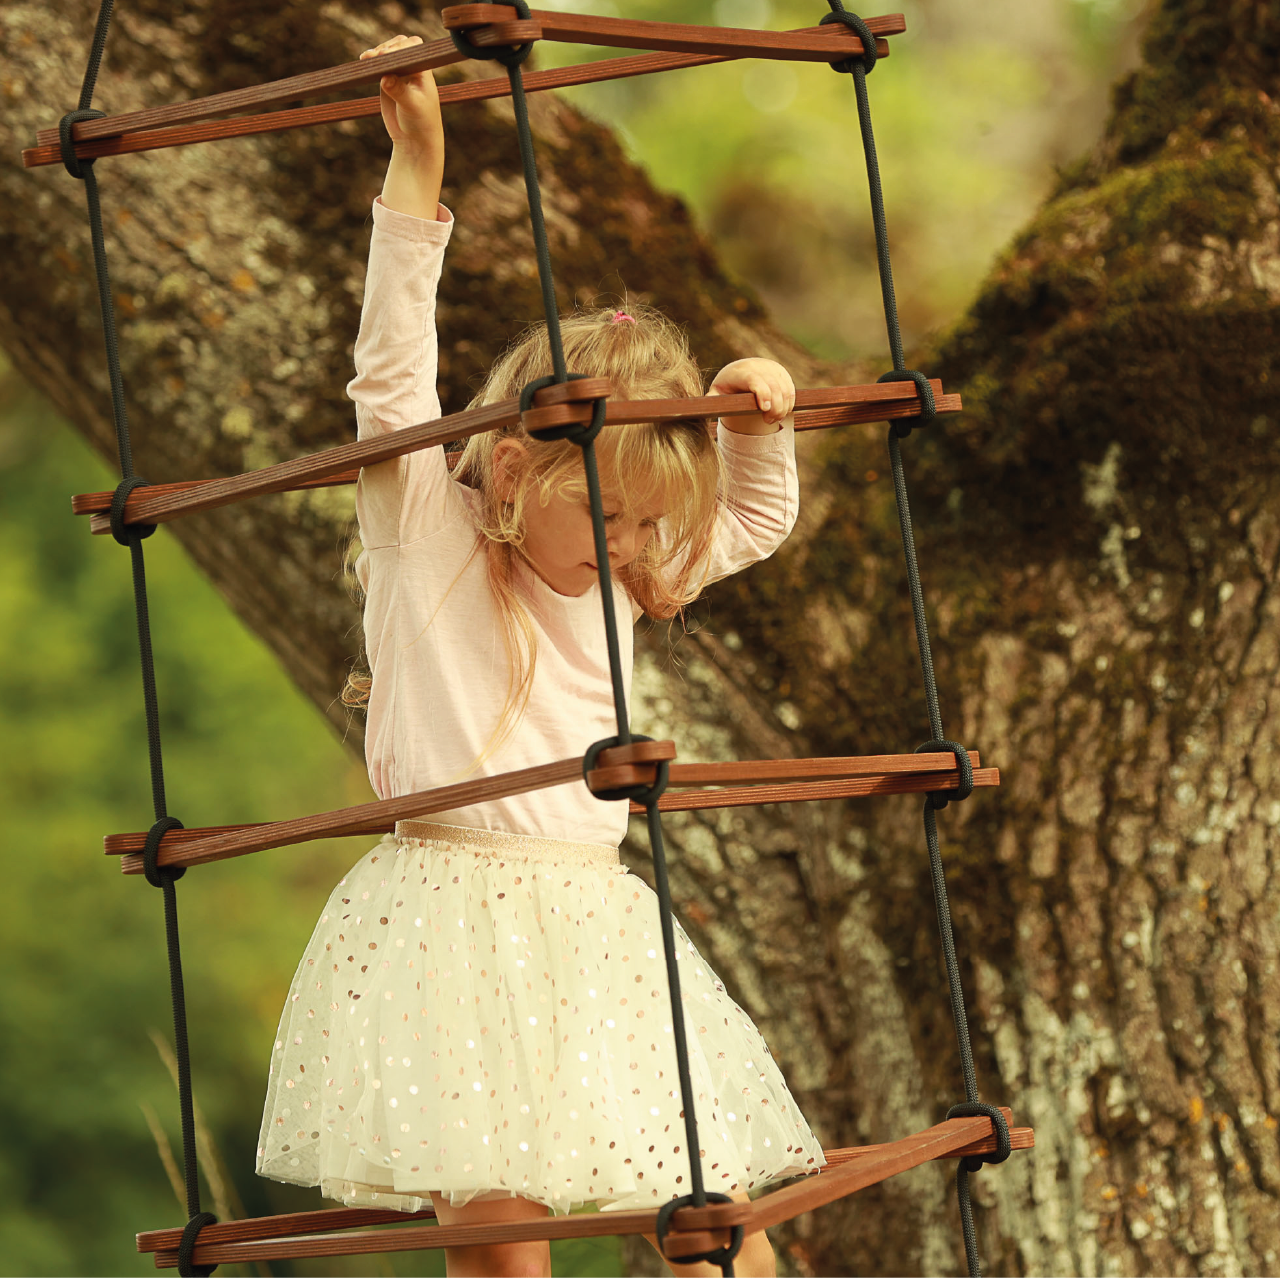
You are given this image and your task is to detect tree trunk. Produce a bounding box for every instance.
[3,0,1278,1275]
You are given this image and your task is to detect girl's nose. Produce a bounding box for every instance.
[607,524,637,564]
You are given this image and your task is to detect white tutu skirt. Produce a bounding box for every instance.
[256,821,823,1215]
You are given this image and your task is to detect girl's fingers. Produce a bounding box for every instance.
[361,34,423,64]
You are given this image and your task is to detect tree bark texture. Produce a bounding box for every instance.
[3,0,1279,1276]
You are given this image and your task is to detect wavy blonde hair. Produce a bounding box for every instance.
[345,304,724,752]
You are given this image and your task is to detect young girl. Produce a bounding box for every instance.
[256,35,825,1278]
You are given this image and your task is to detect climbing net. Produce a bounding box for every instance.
[33,2,1032,1275]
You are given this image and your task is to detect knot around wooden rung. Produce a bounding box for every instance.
[444,3,542,65]
[584,736,675,802]
[519,375,612,441]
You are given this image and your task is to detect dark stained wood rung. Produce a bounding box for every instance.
[821,1121,1034,1168]
[23,53,736,169]
[110,740,673,873]
[104,765,1000,861]
[444,7,899,62]
[25,15,904,168]
[75,396,523,532]
[669,749,981,784]
[137,1206,438,1254]
[72,381,958,534]
[653,767,999,813]
[117,755,588,874]
[40,38,472,148]
[104,750,996,870]
[583,748,984,797]
[138,1113,1029,1267]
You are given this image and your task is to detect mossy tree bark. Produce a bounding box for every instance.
[2,0,1278,1276]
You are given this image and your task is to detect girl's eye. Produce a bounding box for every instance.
[642,518,660,529]
[603,512,620,523]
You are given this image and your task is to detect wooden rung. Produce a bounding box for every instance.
[135,1116,1030,1258]
[138,1113,1027,1267]
[654,767,999,813]
[821,1125,1034,1169]
[72,381,958,535]
[26,15,905,168]
[668,750,981,784]
[104,749,995,868]
[137,1206,437,1254]
[744,1113,1030,1235]
[109,741,674,873]
[586,747,983,793]
[443,8,899,63]
[23,54,734,169]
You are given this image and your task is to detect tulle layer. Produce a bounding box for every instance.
[256,823,823,1215]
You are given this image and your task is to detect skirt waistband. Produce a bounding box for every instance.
[393,819,622,867]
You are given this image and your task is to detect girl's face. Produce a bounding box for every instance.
[521,482,666,597]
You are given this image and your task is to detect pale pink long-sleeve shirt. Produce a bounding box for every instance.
[349,199,798,847]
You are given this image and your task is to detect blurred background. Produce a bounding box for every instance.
[1,0,1148,1273]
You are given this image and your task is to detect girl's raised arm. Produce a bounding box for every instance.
[363,35,446,221]
[348,35,458,550]
[699,356,800,582]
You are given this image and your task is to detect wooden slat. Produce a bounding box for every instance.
[741,1116,1003,1233]
[115,740,675,873]
[120,757,581,874]
[26,14,904,167]
[72,381,956,531]
[104,751,995,862]
[793,392,961,432]
[142,1113,1016,1267]
[109,768,998,866]
[580,748,981,794]
[668,749,982,784]
[105,750,971,854]
[79,397,523,530]
[653,767,999,813]
[82,388,959,535]
[447,8,899,62]
[138,1207,437,1253]
[147,1201,746,1268]
[137,1118,1029,1256]
[29,37,491,146]
[822,1124,1034,1168]
[72,469,361,518]
[22,53,735,168]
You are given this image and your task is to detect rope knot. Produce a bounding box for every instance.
[583,735,671,806]
[916,739,973,810]
[519,373,608,445]
[877,369,937,437]
[177,1210,217,1277]
[110,474,157,546]
[448,0,535,67]
[58,108,106,180]
[143,816,185,889]
[820,2,878,76]
[655,1192,744,1271]
[947,1101,1012,1172]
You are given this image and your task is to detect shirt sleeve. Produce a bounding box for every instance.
[349,198,463,550]
[698,420,800,587]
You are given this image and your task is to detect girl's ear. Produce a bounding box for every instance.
[491,438,527,503]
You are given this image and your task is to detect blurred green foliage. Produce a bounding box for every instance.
[1,1,1149,1273]
[539,0,1149,360]
[0,370,620,1275]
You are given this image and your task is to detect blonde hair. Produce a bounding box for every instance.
[344,304,724,753]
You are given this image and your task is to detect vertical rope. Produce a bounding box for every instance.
[450,10,737,1269]
[58,1,214,1271]
[821,4,1011,1273]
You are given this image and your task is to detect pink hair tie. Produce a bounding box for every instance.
[611,310,636,324]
